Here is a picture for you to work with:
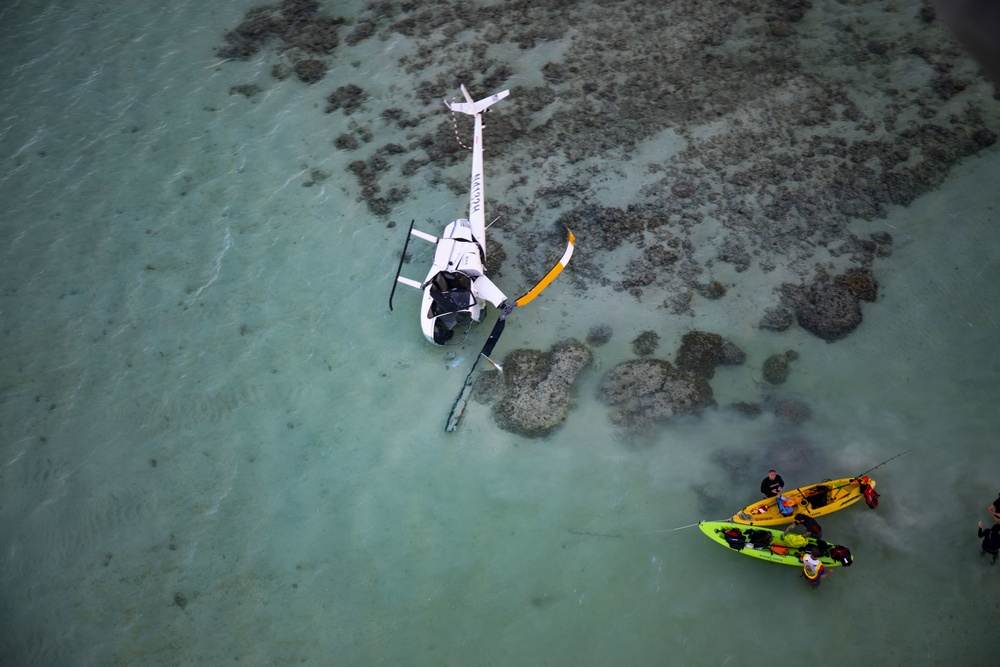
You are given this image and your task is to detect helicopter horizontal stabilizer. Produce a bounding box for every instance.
[446,86,510,116]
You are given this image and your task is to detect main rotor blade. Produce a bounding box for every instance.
[479,315,507,360]
[448,228,576,429]
[514,229,576,307]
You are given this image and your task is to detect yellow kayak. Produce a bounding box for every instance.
[730,475,877,526]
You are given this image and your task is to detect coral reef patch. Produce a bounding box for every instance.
[762,353,792,385]
[212,0,1000,436]
[598,359,717,428]
[585,324,613,347]
[772,398,812,425]
[675,330,746,379]
[631,330,660,356]
[791,282,864,341]
[215,0,1000,333]
[489,339,592,437]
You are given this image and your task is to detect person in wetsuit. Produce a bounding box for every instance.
[784,514,823,540]
[978,520,1000,564]
[987,491,1000,523]
[760,470,784,497]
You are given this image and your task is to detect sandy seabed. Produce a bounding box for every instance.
[1,0,998,665]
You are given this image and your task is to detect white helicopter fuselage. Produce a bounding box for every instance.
[417,219,487,344]
[392,86,510,345]
[387,86,576,430]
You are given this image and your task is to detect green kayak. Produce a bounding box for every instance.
[699,521,854,568]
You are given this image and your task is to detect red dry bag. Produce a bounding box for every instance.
[862,483,879,509]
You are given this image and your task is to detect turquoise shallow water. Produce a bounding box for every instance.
[1,1,998,665]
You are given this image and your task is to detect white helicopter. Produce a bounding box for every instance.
[390,84,575,372]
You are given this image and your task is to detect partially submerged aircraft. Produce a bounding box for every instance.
[390,85,575,372]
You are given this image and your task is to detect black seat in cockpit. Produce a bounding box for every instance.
[429,272,474,317]
[430,289,474,316]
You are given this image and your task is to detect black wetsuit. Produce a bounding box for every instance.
[979,525,1000,564]
[799,516,823,539]
[761,474,784,497]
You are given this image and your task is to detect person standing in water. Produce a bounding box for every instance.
[800,547,828,587]
[987,491,1000,524]
[978,521,1000,564]
[761,470,784,497]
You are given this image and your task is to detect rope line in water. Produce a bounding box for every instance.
[568,528,623,538]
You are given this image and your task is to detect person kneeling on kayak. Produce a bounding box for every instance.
[784,513,823,540]
[800,547,828,586]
